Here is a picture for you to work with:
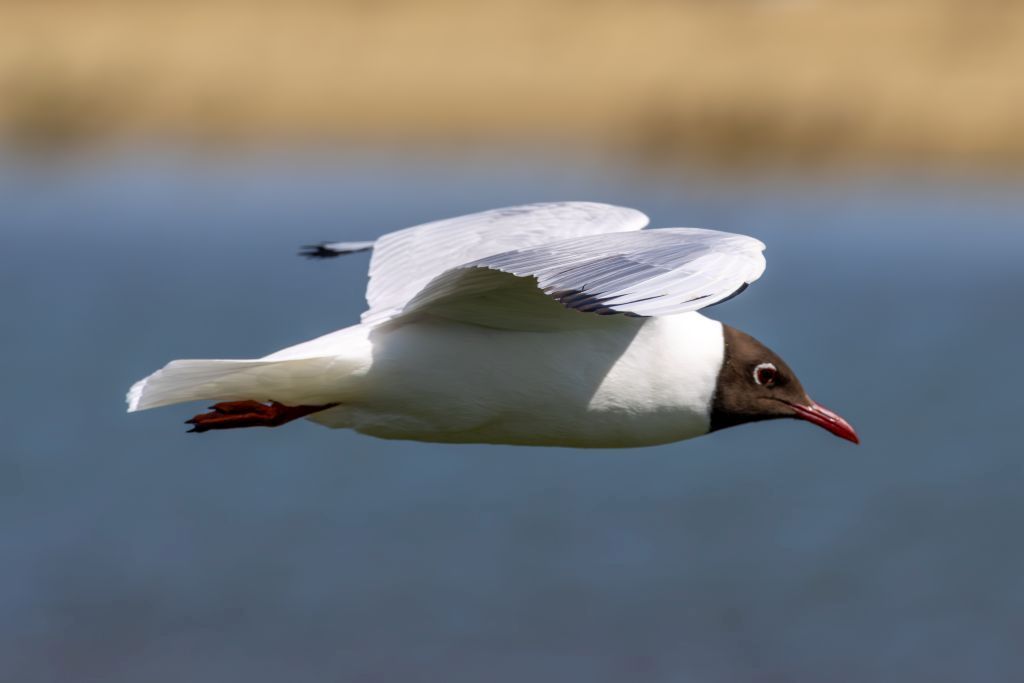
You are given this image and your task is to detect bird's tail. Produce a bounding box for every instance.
[126,356,344,413]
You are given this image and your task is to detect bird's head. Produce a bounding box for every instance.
[710,324,859,444]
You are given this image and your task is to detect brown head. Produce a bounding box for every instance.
[710,324,859,443]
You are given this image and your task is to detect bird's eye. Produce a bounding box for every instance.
[753,362,778,387]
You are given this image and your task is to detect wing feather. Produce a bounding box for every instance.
[360,202,649,324]
[394,228,765,328]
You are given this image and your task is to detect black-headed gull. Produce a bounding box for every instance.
[127,202,858,447]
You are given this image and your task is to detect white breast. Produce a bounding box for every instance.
[316,312,725,448]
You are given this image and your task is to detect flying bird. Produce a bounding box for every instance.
[127,202,858,447]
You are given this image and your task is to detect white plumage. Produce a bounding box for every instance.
[128,202,768,447]
[361,202,652,324]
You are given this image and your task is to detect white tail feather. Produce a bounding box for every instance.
[126,357,344,412]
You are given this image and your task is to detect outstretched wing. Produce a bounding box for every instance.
[358,202,649,325]
[389,228,766,330]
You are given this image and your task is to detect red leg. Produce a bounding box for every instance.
[185,400,338,433]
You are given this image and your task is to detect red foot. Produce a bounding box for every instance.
[185,400,338,433]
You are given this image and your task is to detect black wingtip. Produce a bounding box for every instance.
[299,244,344,259]
[701,282,748,309]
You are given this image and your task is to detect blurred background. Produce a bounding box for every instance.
[2,1,1023,681]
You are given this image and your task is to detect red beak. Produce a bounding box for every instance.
[788,400,860,444]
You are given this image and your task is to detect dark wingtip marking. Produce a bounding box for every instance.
[701,282,749,309]
[548,287,628,316]
[299,244,344,259]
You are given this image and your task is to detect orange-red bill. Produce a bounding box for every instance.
[788,401,860,444]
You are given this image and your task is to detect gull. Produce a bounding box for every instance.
[127,202,858,447]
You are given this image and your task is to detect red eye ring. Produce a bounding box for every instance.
[754,362,778,387]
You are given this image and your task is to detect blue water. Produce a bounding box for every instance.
[3,151,1023,682]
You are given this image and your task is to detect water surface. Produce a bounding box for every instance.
[3,152,1022,682]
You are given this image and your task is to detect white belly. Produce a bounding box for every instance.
[308,313,724,448]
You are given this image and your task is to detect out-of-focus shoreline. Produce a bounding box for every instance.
[2,0,1022,169]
